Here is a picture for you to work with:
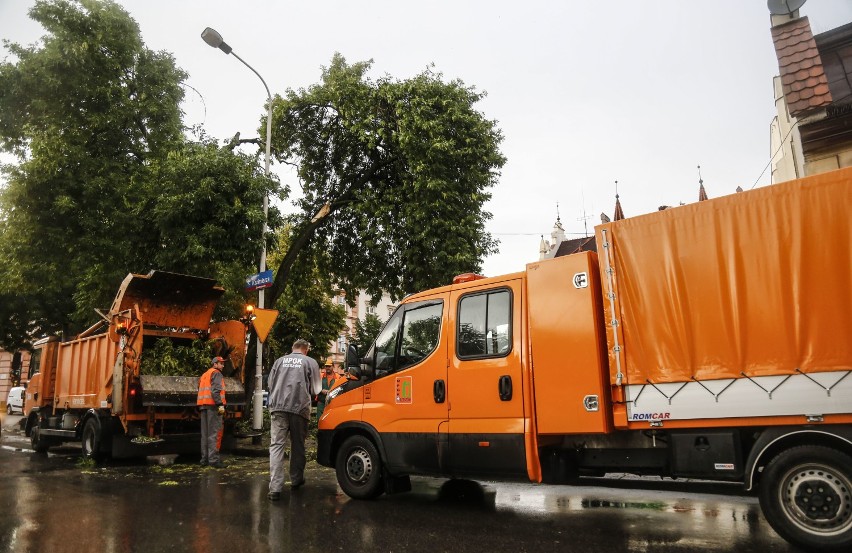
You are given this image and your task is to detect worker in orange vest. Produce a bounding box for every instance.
[197,356,227,468]
[316,363,335,421]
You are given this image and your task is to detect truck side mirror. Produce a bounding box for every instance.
[344,344,361,379]
[346,343,375,380]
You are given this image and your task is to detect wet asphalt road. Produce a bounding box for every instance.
[1,415,802,553]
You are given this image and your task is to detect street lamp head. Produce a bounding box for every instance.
[201,27,232,54]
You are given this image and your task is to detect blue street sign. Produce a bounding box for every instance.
[246,269,274,291]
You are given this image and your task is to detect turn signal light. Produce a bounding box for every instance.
[241,304,257,325]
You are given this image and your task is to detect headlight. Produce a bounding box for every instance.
[327,386,343,402]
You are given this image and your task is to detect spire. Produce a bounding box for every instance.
[613,180,625,221]
[550,203,565,245]
[698,165,709,201]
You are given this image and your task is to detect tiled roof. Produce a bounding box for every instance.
[771,16,832,117]
[554,236,597,257]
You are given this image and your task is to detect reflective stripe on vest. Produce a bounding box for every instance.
[197,368,225,406]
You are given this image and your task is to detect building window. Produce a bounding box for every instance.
[387,305,395,317]
[337,336,347,353]
[365,302,376,315]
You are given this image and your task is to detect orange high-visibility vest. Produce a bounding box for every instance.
[197,368,226,406]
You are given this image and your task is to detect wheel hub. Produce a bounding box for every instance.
[794,478,841,520]
[346,448,373,483]
[783,464,852,534]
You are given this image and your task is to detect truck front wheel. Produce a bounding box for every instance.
[336,435,384,500]
[759,445,852,551]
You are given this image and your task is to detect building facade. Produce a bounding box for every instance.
[327,290,395,366]
[769,10,852,182]
[0,349,31,411]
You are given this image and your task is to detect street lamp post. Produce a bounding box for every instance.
[201,27,271,436]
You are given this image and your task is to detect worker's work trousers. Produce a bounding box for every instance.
[269,411,308,493]
[200,406,223,464]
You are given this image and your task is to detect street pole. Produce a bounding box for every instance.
[201,27,271,435]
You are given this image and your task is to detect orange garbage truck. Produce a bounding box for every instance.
[25,271,248,459]
[318,167,852,551]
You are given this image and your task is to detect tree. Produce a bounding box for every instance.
[0,0,186,337]
[0,0,280,345]
[139,137,282,321]
[263,226,346,365]
[266,54,505,308]
[350,313,384,357]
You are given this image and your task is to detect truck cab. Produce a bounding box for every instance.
[317,252,610,497]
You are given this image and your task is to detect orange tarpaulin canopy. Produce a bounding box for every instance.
[596,167,852,384]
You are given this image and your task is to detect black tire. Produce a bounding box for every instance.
[335,435,385,500]
[81,418,102,460]
[759,445,852,552]
[5,404,10,415]
[30,426,49,454]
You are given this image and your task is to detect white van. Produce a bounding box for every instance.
[5,386,25,414]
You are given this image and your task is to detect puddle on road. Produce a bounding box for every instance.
[580,498,668,510]
[488,480,762,527]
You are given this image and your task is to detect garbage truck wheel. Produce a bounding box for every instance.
[30,426,49,454]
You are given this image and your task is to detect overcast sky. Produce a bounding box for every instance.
[2,0,852,277]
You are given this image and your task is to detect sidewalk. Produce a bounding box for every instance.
[1,412,25,435]
[232,435,270,457]
[0,413,29,451]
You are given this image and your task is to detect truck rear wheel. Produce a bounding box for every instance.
[759,445,852,551]
[30,426,50,454]
[336,435,384,500]
[81,418,102,460]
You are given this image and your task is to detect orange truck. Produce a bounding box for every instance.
[318,167,852,552]
[25,271,248,459]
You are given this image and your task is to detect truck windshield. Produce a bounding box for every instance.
[373,311,402,373]
[28,349,42,379]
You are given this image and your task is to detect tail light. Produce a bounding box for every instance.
[127,382,143,410]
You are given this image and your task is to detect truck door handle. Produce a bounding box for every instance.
[433,379,446,403]
[498,375,513,401]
